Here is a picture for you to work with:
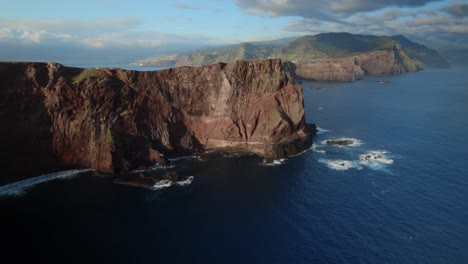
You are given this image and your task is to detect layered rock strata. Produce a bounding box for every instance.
[0,59,314,182]
[296,45,423,81]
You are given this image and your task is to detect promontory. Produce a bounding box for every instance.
[0,59,314,183]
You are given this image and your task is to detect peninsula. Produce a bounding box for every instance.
[0,59,314,183]
[134,33,449,82]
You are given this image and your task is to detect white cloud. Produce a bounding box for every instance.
[19,31,41,43]
[0,16,231,64]
[235,0,441,19]
[0,28,13,39]
[267,1,468,48]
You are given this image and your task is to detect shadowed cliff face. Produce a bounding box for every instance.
[0,59,314,182]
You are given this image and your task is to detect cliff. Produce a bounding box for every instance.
[134,33,448,81]
[0,59,314,183]
[297,45,424,81]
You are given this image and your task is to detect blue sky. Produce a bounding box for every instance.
[0,0,467,64]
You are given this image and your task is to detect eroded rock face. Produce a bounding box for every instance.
[0,59,314,182]
[296,45,424,81]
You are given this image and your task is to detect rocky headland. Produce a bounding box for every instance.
[0,59,315,183]
[133,33,448,82]
[294,45,423,81]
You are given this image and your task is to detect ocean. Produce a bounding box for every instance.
[1,68,467,264]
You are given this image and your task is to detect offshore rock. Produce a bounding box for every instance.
[0,59,314,182]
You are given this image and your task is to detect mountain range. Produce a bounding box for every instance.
[132,33,449,81]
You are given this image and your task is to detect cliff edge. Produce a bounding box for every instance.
[0,59,314,183]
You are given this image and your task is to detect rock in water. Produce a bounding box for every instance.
[325,140,355,146]
[0,59,315,181]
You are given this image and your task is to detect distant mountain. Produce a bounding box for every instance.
[272,33,397,61]
[439,48,468,67]
[391,35,450,68]
[132,33,449,81]
[175,42,277,67]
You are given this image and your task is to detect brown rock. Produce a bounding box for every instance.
[325,140,355,146]
[296,45,424,81]
[0,59,314,182]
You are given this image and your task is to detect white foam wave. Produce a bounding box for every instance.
[316,127,330,135]
[312,144,326,154]
[151,176,194,190]
[261,158,286,166]
[321,137,363,147]
[317,107,324,111]
[0,169,94,196]
[176,176,194,186]
[151,179,173,190]
[319,159,361,171]
[359,151,394,170]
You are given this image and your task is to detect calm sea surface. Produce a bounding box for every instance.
[1,68,467,264]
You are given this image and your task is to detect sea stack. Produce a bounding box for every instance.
[0,59,314,182]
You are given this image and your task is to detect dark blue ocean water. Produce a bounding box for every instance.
[1,68,467,264]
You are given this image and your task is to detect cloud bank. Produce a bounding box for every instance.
[1,0,466,64]
[0,18,222,64]
[235,0,468,48]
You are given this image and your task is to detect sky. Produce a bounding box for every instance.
[0,0,467,64]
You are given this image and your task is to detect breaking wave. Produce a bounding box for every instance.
[316,127,330,135]
[359,151,394,170]
[319,150,394,172]
[151,176,194,190]
[176,176,194,186]
[0,169,94,196]
[319,159,361,171]
[260,158,286,166]
[312,144,326,154]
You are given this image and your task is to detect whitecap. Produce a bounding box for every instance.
[260,158,286,166]
[321,137,363,147]
[312,144,326,154]
[151,179,173,190]
[317,107,324,111]
[151,176,194,190]
[316,127,330,135]
[176,176,194,186]
[319,159,361,171]
[359,150,394,170]
[0,169,94,196]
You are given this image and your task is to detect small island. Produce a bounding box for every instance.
[325,139,355,146]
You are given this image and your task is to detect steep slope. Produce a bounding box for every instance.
[0,59,314,183]
[391,35,450,68]
[295,47,423,82]
[272,33,394,61]
[135,33,448,81]
[175,43,276,67]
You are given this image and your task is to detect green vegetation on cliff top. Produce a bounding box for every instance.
[135,32,449,69]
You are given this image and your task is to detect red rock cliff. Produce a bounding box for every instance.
[296,45,424,81]
[0,59,314,182]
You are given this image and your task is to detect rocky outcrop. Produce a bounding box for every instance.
[0,59,314,183]
[296,45,424,81]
